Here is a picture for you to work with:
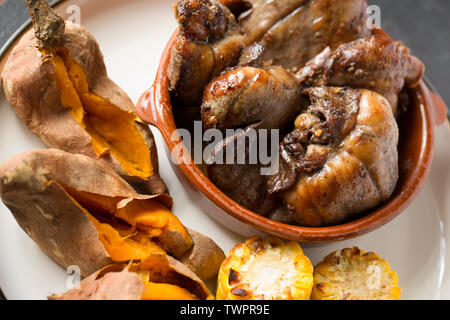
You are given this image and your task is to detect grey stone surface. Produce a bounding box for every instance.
[0,0,449,300]
[370,0,450,108]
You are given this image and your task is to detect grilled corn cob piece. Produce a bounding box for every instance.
[312,247,401,300]
[216,236,314,300]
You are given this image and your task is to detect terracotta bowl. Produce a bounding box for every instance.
[137,30,448,243]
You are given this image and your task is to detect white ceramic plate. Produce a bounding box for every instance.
[0,0,449,300]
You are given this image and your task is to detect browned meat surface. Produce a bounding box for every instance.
[260,0,371,72]
[168,0,307,105]
[168,0,374,105]
[202,65,302,215]
[267,206,298,225]
[269,87,399,227]
[232,0,309,42]
[206,125,280,216]
[238,42,265,67]
[168,0,247,105]
[167,0,415,226]
[201,66,302,130]
[296,30,425,114]
[177,0,229,42]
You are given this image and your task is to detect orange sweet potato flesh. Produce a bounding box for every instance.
[48,48,152,180]
[133,254,213,300]
[141,282,198,300]
[65,186,193,260]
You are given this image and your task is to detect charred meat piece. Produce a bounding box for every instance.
[269,87,399,227]
[296,30,425,114]
[260,0,371,72]
[202,66,302,130]
[207,125,280,216]
[168,0,247,105]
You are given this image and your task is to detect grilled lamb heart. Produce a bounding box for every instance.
[201,66,302,130]
[168,0,247,105]
[268,87,399,227]
[296,30,425,115]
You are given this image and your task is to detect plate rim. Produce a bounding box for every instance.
[0,0,449,300]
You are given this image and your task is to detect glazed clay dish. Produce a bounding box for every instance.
[137,0,446,243]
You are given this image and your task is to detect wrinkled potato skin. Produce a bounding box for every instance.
[180,229,226,281]
[49,267,145,300]
[0,149,173,277]
[1,21,164,192]
[158,255,213,299]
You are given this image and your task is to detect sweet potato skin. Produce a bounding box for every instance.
[0,149,176,277]
[180,229,226,281]
[138,254,213,300]
[1,21,164,193]
[49,267,144,300]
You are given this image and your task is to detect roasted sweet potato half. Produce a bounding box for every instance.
[0,149,224,280]
[1,0,165,194]
[49,254,213,300]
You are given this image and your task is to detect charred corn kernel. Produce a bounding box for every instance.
[312,247,401,300]
[216,236,314,300]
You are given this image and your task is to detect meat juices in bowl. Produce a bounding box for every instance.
[137,0,447,241]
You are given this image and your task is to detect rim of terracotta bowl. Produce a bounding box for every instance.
[137,29,447,243]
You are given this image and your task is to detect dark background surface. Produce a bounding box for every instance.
[0,0,449,300]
